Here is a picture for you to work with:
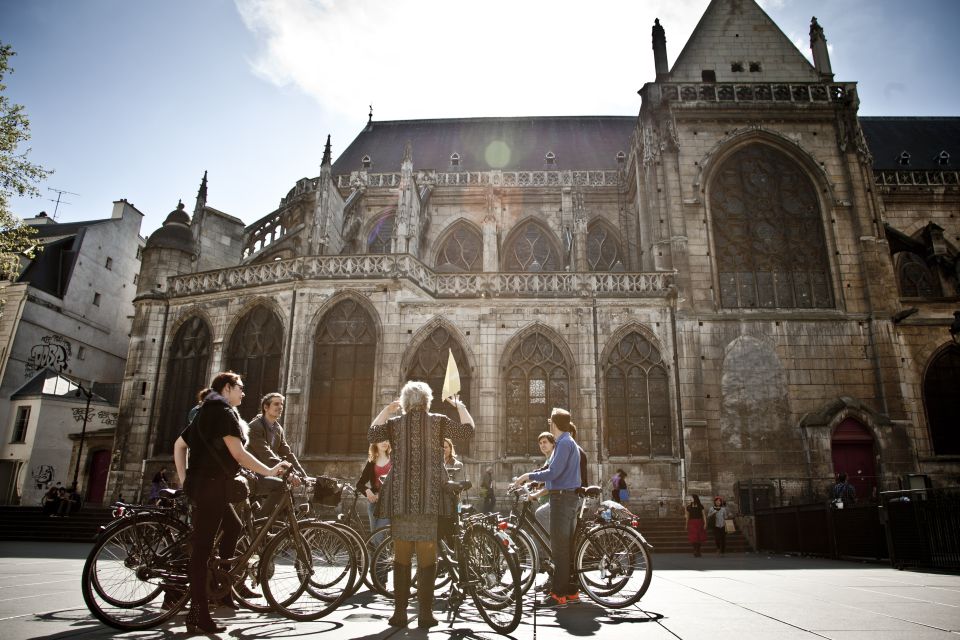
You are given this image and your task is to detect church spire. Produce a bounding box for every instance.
[322,134,332,166]
[193,170,207,217]
[809,16,834,81]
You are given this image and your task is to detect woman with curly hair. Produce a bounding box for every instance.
[369,381,475,629]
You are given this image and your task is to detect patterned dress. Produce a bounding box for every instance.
[369,410,474,541]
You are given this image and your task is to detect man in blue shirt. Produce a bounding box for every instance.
[513,407,581,607]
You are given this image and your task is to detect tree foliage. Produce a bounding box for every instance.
[1,42,49,279]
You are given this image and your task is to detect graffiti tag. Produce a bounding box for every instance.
[25,335,72,378]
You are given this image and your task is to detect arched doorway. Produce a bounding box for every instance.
[831,418,877,502]
[86,450,111,504]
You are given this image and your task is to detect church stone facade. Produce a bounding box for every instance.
[108,0,960,513]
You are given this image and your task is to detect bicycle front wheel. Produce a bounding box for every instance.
[81,515,190,631]
[464,527,522,634]
[576,523,652,608]
[505,523,539,596]
[260,522,356,621]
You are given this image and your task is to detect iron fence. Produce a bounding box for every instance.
[881,487,960,572]
[754,502,887,560]
[736,475,879,515]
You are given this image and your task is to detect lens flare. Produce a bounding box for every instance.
[484,140,511,168]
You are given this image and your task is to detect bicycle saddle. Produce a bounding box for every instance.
[446,480,472,494]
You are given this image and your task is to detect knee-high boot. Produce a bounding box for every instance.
[389,563,410,627]
[417,563,438,629]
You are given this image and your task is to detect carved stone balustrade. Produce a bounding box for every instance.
[336,169,623,190]
[168,254,674,299]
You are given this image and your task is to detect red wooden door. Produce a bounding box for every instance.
[831,419,877,502]
[86,450,111,504]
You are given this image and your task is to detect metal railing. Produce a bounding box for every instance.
[880,487,960,571]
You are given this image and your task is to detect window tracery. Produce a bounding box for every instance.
[225,305,284,420]
[586,221,622,271]
[157,316,210,453]
[503,221,561,272]
[710,144,834,309]
[307,299,377,454]
[896,251,942,298]
[435,222,482,272]
[367,210,395,254]
[404,326,472,454]
[604,332,671,457]
[504,332,571,456]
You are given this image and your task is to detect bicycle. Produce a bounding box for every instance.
[506,482,654,607]
[81,470,357,630]
[369,480,523,634]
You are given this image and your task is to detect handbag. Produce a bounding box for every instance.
[618,488,630,502]
[724,519,736,533]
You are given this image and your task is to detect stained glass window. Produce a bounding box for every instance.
[404,326,472,454]
[711,145,834,309]
[156,316,210,453]
[503,221,562,272]
[604,332,671,457]
[307,299,377,454]
[505,332,571,456]
[225,306,284,421]
[435,222,482,272]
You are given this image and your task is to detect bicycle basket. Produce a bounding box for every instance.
[312,475,343,507]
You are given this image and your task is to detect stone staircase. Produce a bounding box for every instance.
[632,515,752,554]
[0,506,114,542]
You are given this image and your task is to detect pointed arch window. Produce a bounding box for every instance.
[367,210,395,254]
[710,144,834,309]
[307,299,377,454]
[924,345,960,455]
[505,332,571,456]
[225,306,284,420]
[435,222,482,272]
[604,332,671,457]
[156,316,211,453]
[503,221,561,272]
[896,251,942,298]
[404,326,472,454]
[586,221,622,271]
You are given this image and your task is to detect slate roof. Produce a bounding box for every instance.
[860,117,960,171]
[331,116,636,175]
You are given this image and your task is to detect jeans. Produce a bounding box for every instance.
[549,492,578,597]
[367,500,390,547]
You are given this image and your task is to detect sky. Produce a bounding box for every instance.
[1,0,958,237]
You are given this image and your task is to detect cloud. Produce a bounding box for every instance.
[235,0,707,120]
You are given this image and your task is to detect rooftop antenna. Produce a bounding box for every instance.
[46,187,79,219]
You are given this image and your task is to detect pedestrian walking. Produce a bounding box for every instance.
[610,468,629,504]
[706,495,730,556]
[481,466,496,512]
[685,494,708,557]
[443,438,463,481]
[368,381,475,629]
[512,407,582,608]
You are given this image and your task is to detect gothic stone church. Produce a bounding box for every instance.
[109,0,960,512]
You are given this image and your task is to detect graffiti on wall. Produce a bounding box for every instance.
[24,335,72,378]
[32,464,55,490]
[72,407,94,423]
[98,411,118,426]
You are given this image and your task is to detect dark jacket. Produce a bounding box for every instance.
[246,415,307,476]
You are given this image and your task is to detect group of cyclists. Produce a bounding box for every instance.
[85,371,651,634]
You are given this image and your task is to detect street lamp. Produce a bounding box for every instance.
[950,310,960,346]
[71,381,94,491]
